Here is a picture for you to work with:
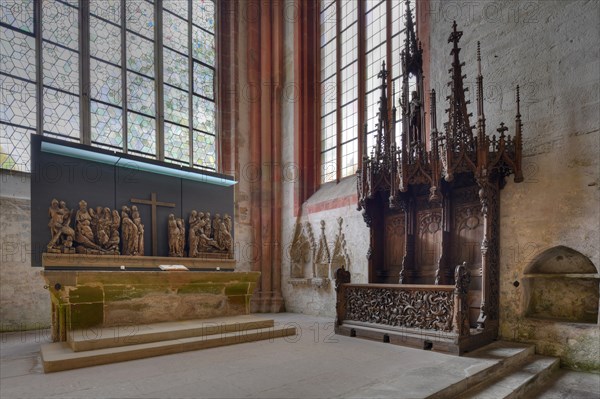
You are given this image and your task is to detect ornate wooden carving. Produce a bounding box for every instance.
[348,1,523,353]
[345,286,454,332]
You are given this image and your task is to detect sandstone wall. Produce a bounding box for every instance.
[0,171,50,331]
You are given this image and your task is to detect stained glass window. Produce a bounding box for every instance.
[0,0,218,173]
[319,0,414,184]
[1,0,36,172]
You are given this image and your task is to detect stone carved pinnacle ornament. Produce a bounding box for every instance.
[331,217,351,271]
[357,1,523,212]
[315,220,330,265]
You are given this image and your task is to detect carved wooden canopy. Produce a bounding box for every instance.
[355,1,524,330]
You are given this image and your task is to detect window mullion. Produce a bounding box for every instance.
[386,0,393,136]
[335,0,342,182]
[80,0,91,145]
[121,0,128,153]
[188,0,194,167]
[35,0,43,136]
[357,0,366,163]
[155,0,165,161]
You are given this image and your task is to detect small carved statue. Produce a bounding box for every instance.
[46,199,75,253]
[74,200,103,253]
[168,214,181,257]
[188,210,201,257]
[176,218,186,256]
[121,206,139,256]
[131,205,144,256]
[409,90,421,144]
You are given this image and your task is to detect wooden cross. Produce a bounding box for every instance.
[130,193,176,256]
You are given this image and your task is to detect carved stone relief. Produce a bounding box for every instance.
[289,220,315,279]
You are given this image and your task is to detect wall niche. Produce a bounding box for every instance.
[523,246,599,324]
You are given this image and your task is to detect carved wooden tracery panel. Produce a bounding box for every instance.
[383,213,405,279]
[345,287,454,332]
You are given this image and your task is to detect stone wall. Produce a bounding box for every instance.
[0,171,50,331]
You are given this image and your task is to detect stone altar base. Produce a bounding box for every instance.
[40,270,297,372]
[42,270,260,342]
[40,315,297,372]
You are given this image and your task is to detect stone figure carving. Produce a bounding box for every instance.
[186,210,232,257]
[168,214,180,256]
[176,218,186,256]
[168,214,186,257]
[188,210,201,257]
[47,199,75,253]
[121,206,139,256]
[74,200,103,253]
[71,200,121,255]
[130,205,145,256]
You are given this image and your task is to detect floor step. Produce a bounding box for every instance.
[42,325,296,373]
[460,355,560,399]
[67,315,274,352]
[427,341,535,399]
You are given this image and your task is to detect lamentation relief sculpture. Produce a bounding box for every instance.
[182,210,233,258]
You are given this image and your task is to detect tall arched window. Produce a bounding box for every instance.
[0,0,217,173]
[319,0,415,183]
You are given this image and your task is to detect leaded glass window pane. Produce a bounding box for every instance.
[91,101,123,148]
[193,96,215,134]
[164,85,189,126]
[90,59,122,105]
[164,11,188,54]
[42,0,78,49]
[90,0,121,24]
[165,122,190,164]
[193,62,214,99]
[0,75,36,128]
[127,33,155,77]
[0,124,32,172]
[127,72,155,116]
[192,26,215,65]
[164,48,189,90]
[164,0,188,19]
[43,43,79,94]
[126,0,154,40]
[1,0,34,33]
[43,87,80,138]
[0,26,36,81]
[193,131,215,169]
[90,16,121,65]
[193,0,215,33]
[128,113,156,156]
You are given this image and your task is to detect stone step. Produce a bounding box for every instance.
[67,315,275,352]
[427,341,536,399]
[41,324,297,373]
[459,355,560,399]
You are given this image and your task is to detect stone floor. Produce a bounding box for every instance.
[1,313,598,399]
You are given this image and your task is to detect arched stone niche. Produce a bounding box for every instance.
[523,246,599,324]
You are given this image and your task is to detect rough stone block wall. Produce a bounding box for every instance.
[0,171,50,331]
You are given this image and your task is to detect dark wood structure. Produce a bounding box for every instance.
[335,2,523,354]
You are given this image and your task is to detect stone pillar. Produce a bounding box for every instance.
[248,0,285,313]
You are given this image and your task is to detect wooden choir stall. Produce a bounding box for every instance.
[334,3,523,355]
